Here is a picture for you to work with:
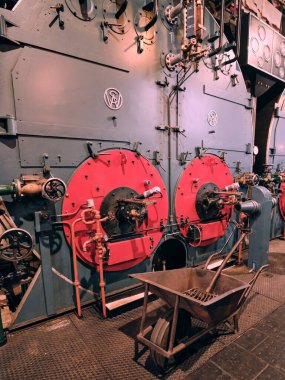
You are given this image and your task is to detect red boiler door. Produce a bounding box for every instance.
[175,154,234,246]
[62,149,168,271]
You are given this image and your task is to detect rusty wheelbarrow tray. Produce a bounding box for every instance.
[130,264,268,371]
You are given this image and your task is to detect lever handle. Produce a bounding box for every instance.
[100,22,108,42]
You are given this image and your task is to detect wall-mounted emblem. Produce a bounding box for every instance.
[104,88,123,110]
[207,110,218,127]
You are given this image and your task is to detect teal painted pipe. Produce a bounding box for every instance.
[0,184,15,196]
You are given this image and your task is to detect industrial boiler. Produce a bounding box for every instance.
[0,0,284,329]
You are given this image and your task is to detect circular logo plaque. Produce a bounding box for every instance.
[104,88,123,110]
[207,110,218,127]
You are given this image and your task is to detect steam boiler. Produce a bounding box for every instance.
[0,0,283,328]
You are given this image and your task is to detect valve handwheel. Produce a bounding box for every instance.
[0,228,33,262]
[42,178,67,202]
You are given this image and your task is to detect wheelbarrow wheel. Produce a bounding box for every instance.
[150,308,192,372]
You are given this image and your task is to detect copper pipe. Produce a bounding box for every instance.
[71,217,83,318]
[95,212,107,318]
[56,204,88,218]
[20,182,43,196]
[70,208,103,318]
[56,206,107,318]
[80,207,108,317]
[60,206,108,318]
[98,250,107,317]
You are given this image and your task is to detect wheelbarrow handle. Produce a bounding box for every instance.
[248,264,270,286]
[238,264,270,308]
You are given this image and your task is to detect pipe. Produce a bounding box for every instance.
[167,90,172,226]
[223,183,240,192]
[234,200,261,215]
[80,208,108,317]
[98,249,106,317]
[94,211,108,318]
[135,186,161,199]
[167,2,183,20]
[71,217,83,318]
[0,184,15,196]
[70,207,109,318]
[167,52,184,67]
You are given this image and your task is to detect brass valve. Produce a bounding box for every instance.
[0,175,66,202]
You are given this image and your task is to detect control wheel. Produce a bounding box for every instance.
[0,228,33,262]
[42,178,66,202]
[150,308,192,372]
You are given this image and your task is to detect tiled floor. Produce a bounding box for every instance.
[0,240,284,379]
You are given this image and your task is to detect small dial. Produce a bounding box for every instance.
[274,51,281,67]
[250,37,259,54]
[258,25,266,41]
[263,45,271,62]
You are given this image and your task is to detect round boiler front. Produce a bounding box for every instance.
[62,149,168,271]
[174,154,234,247]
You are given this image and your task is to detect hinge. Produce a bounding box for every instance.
[0,115,17,136]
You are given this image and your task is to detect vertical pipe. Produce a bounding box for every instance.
[98,254,107,317]
[235,0,242,59]
[96,214,107,318]
[71,218,83,318]
[167,95,172,221]
[218,0,225,50]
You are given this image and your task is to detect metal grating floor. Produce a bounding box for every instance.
[1,240,285,380]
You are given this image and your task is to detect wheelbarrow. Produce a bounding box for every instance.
[131,264,269,371]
